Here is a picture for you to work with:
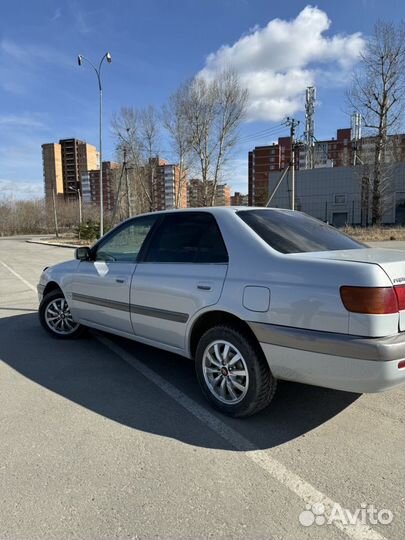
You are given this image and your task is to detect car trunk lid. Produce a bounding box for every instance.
[292,248,405,330]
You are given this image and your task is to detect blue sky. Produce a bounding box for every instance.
[1,0,404,199]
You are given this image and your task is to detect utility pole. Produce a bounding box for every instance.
[68,185,83,239]
[78,188,82,225]
[123,148,132,218]
[286,117,300,210]
[52,188,59,239]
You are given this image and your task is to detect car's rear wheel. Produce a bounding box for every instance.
[195,325,277,417]
[39,290,84,339]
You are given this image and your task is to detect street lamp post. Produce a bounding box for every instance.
[68,186,83,229]
[77,52,112,238]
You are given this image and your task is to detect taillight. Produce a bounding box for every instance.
[394,285,405,311]
[398,360,405,369]
[340,286,398,314]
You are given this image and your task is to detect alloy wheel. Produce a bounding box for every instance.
[202,340,249,404]
[44,297,79,335]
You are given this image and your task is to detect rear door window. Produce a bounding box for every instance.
[144,212,228,263]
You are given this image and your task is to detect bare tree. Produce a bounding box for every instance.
[348,20,405,224]
[181,70,248,206]
[139,106,160,211]
[111,107,154,216]
[0,198,48,235]
[111,106,161,215]
[162,87,192,208]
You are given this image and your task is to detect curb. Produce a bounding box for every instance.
[26,239,81,249]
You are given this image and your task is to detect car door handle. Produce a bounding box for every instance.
[197,282,212,291]
[115,278,126,284]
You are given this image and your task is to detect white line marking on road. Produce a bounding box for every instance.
[0,260,37,293]
[98,334,387,540]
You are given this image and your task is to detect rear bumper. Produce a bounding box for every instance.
[249,322,405,393]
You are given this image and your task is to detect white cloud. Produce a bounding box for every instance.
[200,5,365,122]
[68,2,92,35]
[0,114,46,128]
[0,179,43,199]
[0,37,73,99]
[51,8,62,21]
[0,38,72,69]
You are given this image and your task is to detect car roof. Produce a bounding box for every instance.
[131,206,294,218]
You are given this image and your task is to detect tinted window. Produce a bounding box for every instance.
[144,213,228,263]
[237,210,364,254]
[95,215,157,262]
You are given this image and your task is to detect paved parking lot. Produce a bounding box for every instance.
[0,237,404,540]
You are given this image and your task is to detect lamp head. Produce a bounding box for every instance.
[77,55,83,66]
[106,52,112,63]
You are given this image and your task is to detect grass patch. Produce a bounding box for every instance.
[343,226,405,241]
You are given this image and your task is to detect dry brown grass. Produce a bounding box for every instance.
[343,226,405,241]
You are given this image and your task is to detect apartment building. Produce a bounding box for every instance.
[187,179,204,207]
[230,191,248,206]
[248,137,291,206]
[42,143,64,203]
[188,179,231,207]
[42,138,98,205]
[150,158,188,211]
[297,128,353,170]
[214,184,231,206]
[81,161,120,212]
[249,128,405,206]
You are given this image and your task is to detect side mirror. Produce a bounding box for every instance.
[75,246,91,261]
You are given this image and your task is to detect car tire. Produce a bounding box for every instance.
[39,290,84,339]
[195,325,277,417]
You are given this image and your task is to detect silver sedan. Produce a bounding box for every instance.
[38,208,405,416]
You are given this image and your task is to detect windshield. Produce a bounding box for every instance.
[237,209,365,254]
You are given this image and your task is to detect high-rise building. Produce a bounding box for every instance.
[60,139,98,200]
[42,138,98,205]
[187,179,204,207]
[248,137,291,206]
[81,161,120,212]
[230,192,248,206]
[42,143,64,203]
[249,128,358,206]
[214,184,231,206]
[297,128,352,170]
[251,127,405,210]
[187,179,231,207]
[151,158,188,211]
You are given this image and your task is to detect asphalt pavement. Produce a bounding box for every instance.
[0,237,404,540]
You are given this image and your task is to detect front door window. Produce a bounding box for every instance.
[95,215,158,262]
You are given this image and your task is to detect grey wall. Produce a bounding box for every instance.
[268,163,405,226]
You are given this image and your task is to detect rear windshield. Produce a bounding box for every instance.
[237,210,365,254]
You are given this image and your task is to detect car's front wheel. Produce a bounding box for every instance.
[39,290,84,339]
[195,325,277,417]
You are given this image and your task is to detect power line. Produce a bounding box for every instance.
[238,130,286,145]
[237,124,286,144]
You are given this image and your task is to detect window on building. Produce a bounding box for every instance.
[334,194,346,204]
[144,212,228,263]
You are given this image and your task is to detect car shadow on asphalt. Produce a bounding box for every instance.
[0,313,360,451]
